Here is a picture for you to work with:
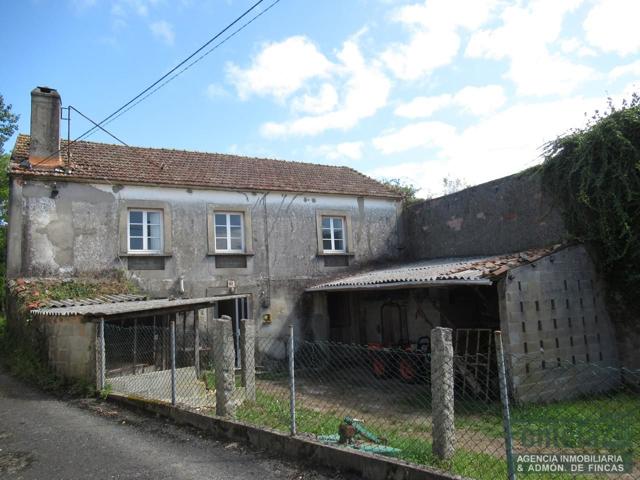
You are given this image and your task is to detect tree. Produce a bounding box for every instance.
[0,95,19,311]
[0,95,19,155]
[381,178,422,205]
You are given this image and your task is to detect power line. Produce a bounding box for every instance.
[69,106,129,146]
[103,0,281,129]
[31,0,280,168]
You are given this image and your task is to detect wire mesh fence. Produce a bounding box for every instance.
[101,321,639,480]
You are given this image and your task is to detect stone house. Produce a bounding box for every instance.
[7,87,402,345]
[7,87,628,400]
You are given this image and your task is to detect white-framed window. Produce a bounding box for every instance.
[321,216,346,253]
[214,212,244,253]
[128,209,163,253]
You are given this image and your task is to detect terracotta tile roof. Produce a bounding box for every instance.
[10,134,400,199]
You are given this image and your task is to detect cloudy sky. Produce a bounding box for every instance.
[3,0,639,196]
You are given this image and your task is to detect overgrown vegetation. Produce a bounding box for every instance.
[381,177,421,205]
[9,272,140,313]
[0,314,94,396]
[0,274,139,395]
[0,94,19,312]
[539,94,640,303]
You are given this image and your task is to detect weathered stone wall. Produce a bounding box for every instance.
[7,179,401,337]
[37,316,96,382]
[498,245,620,402]
[405,171,567,259]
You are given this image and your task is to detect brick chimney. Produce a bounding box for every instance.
[29,86,63,169]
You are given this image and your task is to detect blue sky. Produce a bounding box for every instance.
[3,0,639,196]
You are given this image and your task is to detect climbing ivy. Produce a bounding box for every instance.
[539,94,640,300]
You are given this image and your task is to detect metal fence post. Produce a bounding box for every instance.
[288,324,296,436]
[97,318,105,391]
[170,316,177,407]
[495,331,516,480]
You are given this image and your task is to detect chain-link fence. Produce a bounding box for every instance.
[100,321,639,480]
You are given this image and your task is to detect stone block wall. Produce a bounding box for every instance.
[39,316,97,382]
[499,245,620,402]
[405,171,567,259]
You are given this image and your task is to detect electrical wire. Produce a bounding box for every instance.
[30,0,280,168]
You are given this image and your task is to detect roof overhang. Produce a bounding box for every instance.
[306,278,492,293]
[32,294,249,321]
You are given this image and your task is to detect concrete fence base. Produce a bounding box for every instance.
[106,393,462,480]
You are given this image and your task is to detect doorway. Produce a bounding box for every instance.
[214,297,249,368]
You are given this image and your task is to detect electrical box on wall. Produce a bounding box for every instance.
[262,313,272,324]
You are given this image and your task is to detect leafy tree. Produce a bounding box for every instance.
[0,95,19,311]
[381,178,422,204]
[540,93,640,302]
[0,95,19,155]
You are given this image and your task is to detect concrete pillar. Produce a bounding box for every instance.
[431,326,455,460]
[240,319,256,402]
[213,317,236,417]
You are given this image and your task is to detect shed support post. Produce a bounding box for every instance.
[431,326,455,460]
[288,324,296,436]
[240,318,256,401]
[133,318,138,375]
[96,318,106,392]
[194,309,200,378]
[170,315,177,407]
[213,317,236,417]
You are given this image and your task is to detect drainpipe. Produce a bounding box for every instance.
[261,194,271,308]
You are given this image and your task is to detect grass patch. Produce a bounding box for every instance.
[235,388,508,480]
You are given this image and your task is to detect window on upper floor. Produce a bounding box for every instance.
[214,212,245,253]
[321,215,346,253]
[127,209,163,253]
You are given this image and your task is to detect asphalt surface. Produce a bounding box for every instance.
[0,370,353,480]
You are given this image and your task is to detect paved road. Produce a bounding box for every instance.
[0,370,350,480]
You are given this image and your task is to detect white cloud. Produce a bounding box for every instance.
[584,0,640,56]
[453,85,507,115]
[260,40,391,137]
[395,85,506,118]
[610,60,640,81]
[466,0,594,96]
[291,83,339,114]
[372,121,457,155]
[310,141,365,162]
[226,36,334,100]
[371,95,612,195]
[381,0,499,81]
[381,30,461,81]
[394,94,452,119]
[149,20,175,45]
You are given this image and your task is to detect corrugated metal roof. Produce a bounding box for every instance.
[32,294,248,318]
[307,246,563,292]
[43,293,146,308]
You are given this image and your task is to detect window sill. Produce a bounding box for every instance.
[206,251,255,257]
[316,252,355,257]
[119,253,173,258]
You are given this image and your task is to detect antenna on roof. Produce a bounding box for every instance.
[60,106,71,166]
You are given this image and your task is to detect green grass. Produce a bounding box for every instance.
[234,387,638,480]
[456,393,640,457]
[235,389,508,480]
